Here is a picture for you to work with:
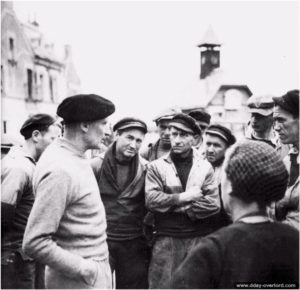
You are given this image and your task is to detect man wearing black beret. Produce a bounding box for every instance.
[272,89,299,230]
[91,117,149,289]
[23,94,115,289]
[145,113,220,288]
[1,114,60,289]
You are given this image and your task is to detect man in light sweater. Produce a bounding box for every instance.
[23,94,115,289]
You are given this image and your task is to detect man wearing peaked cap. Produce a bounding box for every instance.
[246,94,276,148]
[188,109,211,151]
[204,124,236,228]
[141,107,182,162]
[145,113,220,288]
[23,94,115,289]
[91,117,149,289]
[1,114,60,289]
[272,89,299,230]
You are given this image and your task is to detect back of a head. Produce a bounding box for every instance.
[20,114,56,140]
[224,140,288,206]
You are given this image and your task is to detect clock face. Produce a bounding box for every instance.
[211,55,218,65]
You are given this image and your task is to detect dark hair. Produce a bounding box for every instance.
[23,124,53,140]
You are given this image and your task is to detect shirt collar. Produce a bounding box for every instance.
[288,145,299,164]
[7,145,36,165]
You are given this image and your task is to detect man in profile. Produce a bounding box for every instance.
[23,94,115,289]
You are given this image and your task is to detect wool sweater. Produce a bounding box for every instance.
[171,221,299,289]
[23,138,109,279]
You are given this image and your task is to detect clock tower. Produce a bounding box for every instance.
[198,27,221,79]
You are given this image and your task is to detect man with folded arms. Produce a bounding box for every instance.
[145,113,220,288]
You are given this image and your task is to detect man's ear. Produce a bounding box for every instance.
[80,122,90,133]
[31,130,41,143]
[193,134,201,145]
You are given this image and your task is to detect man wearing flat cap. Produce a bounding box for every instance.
[188,109,211,150]
[272,89,299,230]
[204,124,236,227]
[1,114,60,289]
[141,107,182,161]
[23,94,115,289]
[246,94,276,148]
[145,113,220,288]
[91,117,149,289]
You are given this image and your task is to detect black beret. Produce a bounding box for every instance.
[205,124,236,146]
[20,114,56,138]
[273,90,299,118]
[188,109,211,125]
[57,94,115,123]
[113,117,148,134]
[169,113,201,135]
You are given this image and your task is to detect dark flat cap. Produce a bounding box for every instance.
[169,113,201,135]
[57,94,115,123]
[20,114,56,138]
[188,109,211,125]
[113,117,147,134]
[273,90,299,117]
[205,124,236,146]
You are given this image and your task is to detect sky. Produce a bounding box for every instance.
[13,0,299,125]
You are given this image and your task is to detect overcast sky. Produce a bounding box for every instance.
[13,1,299,125]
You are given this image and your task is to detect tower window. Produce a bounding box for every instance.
[27,69,33,100]
[8,38,15,60]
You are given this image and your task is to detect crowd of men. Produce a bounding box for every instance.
[1,89,299,289]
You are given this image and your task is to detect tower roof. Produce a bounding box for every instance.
[198,26,221,47]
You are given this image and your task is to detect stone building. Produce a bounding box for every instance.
[179,27,252,138]
[1,1,81,136]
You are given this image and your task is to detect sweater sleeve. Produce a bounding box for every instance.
[22,169,89,279]
[145,163,181,212]
[187,166,220,220]
[171,236,222,289]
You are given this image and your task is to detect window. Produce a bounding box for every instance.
[27,69,33,100]
[8,38,15,61]
[49,76,54,101]
[3,120,7,134]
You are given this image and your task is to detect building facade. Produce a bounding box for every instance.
[1,1,81,136]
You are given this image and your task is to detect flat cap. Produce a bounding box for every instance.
[153,107,182,123]
[247,94,274,116]
[206,124,236,146]
[273,90,299,117]
[113,117,148,134]
[188,109,211,125]
[169,113,201,135]
[225,140,288,205]
[20,114,56,138]
[57,94,115,123]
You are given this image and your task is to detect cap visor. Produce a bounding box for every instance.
[169,123,194,134]
[249,108,273,116]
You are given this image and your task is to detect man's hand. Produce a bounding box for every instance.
[179,186,202,203]
[80,259,98,286]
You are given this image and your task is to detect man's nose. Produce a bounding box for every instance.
[273,121,280,132]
